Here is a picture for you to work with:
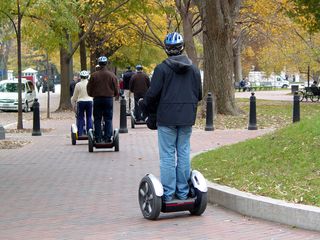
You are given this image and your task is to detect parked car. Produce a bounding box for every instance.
[0,79,36,112]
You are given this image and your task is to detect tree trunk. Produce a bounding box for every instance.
[79,27,87,70]
[202,0,241,115]
[175,0,199,67]
[233,39,242,83]
[90,49,97,73]
[58,46,72,110]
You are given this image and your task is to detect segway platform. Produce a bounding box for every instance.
[138,170,208,220]
[88,128,119,152]
[71,124,88,145]
[131,110,146,128]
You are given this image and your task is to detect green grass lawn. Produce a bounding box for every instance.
[193,101,320,207]
[196,99,320,130]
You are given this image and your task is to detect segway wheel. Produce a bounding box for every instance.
[88,129,94,152]
[71,132,77,145]
[138,176,162,220]
[114,129,119,152]
[131,115,135,128]
[189,190,207,216]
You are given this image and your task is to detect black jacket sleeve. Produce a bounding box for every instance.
[143,65,164,114]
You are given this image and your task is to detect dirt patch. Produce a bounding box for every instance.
[0,139,31,149]
[5,128,54,133]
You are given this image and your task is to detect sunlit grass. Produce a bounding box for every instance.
[193,109,320,207]
[196,99,320,130]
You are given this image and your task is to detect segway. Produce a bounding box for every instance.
[131,109,146,128]
[88,128,119,152]
[71,124,88,145]
[138,170,208,220]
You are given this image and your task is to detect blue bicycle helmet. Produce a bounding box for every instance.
[98,56,108,66]
[164,32,184,56]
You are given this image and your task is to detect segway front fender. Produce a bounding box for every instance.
[146,174,163,197]
[71,124,78,134]
[191,170,207,193]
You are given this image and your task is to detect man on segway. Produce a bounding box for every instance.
[140,32,202,202]
[87,56,119,143]
[130,64,150,122]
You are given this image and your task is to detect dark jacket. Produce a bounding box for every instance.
[70,80,77,97]
[87,67,119,98]
[129,72,150,96]
[123,70,135,90]
[143,55,202,126]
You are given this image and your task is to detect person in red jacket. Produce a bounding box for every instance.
[87,56,119,143]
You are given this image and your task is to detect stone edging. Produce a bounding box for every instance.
[206,181,320,232]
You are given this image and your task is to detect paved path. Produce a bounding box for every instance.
[0,89,320,240]
[1,93,320,239]
[235,90,293,101]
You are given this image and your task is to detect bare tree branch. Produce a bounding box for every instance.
[0,11,18,36]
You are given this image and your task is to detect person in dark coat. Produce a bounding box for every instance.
[87,56,119,143]
[122,66,135,111]
[70,76,79,97]
[129,64,150,121]
[141,32,202,202]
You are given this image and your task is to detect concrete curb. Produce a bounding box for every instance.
[206,181,320,232]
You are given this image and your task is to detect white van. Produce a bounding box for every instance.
[0,79,37,112]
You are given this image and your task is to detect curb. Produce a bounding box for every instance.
[206,181,320,232]
[191,130,320,232]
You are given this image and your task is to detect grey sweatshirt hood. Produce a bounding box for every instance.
[164,55,192,74]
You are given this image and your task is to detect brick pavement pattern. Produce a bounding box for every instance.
[1,100,320,240]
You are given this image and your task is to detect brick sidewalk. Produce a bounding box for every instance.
[0,102,319,240]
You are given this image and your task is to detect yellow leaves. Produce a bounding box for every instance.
[244,47,255,58]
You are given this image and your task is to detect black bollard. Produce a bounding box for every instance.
[126,93,132,116]
[293,91,300,123]
[0,124,5,140]
[119,96,128,133]
[205,92,214,131]
[248,92,257,130]
[32,98,42,136]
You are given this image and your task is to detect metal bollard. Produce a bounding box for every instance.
[205,92,214,131]
[0,124,5,140]
[32,98,42,136]
[293,91,300,123]
[248,92,257,130]
[119,96,128,133]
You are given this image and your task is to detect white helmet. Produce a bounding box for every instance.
[80,70,89,79]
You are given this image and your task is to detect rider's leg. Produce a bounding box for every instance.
[175,126,192,200]
[85,101,93,133]
[77,102,85,136]
[93,98,103,142]
[158,126,178,201]
[102,97,113,142]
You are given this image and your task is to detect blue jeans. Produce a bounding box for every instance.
[158,126,192,201]
[77,101,93,136]
[93,97,113,142]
